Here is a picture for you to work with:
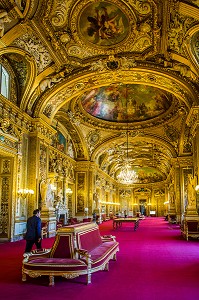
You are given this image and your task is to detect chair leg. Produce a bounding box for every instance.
[104,262,109,271]
[87,272,92,284]
[49,275,55,286]
[113,253,117,261]
[22,272,27,282]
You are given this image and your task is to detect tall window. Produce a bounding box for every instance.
[0,64,10,99]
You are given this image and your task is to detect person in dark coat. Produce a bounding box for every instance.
[24,209,42,253]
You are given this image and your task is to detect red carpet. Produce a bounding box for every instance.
[0,217,199,300]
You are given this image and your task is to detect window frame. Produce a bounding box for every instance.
[0,64,10,99]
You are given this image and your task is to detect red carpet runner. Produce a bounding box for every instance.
[0,217,199,300]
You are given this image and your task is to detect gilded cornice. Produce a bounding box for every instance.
[0,97,32,134]
[0,131,18,154]
[29,118,56,144]
[75,161,98,172]
[175,155,193,167]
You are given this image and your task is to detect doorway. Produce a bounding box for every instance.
[139,199,147,216]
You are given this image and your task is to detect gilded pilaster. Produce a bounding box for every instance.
[27,135,40,217]
[175,164,182,221]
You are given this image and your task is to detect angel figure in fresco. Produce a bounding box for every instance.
[87,6,124,42]
[0,10,11,37]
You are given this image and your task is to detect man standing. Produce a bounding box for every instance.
[24,209,42,253]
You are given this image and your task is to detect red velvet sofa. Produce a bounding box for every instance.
[22,222,119,286]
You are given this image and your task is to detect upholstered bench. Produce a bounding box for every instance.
[75,224,119,273]
[22,255,89,286]
[22,222,119,286]
[181,220,199,240]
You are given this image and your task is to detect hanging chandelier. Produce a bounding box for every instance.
[117,137,138,184]
[117,161,138,184]
[117,84,138,185]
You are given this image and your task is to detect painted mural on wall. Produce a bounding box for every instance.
[79,2,129,46]
[51,130,74,158]
[57,131,66,152]
[81,84,172,122]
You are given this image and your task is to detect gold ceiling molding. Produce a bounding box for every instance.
[49,0,73,27]
[179,2,199,20]
[70,0,153,55]
[43,0,160,59]
[91,134,177,163]
[33,68,197,120]
[176,156,193,168]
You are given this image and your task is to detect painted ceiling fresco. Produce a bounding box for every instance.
[116,166,165,184]
[79,1,129,46]
[81,84,172,122]
[191,31,199,63]
[98,140,170,184]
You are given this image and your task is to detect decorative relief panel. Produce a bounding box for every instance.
[183,124,192,153]
[50,0,73,27]
[0,158,12,238]
[183,167,193,209]
[42,0,159,59]
[49,148,75,180]
[40,144,47,181]
[12,33,53,74]
[0,177,9,238]
[168,11,196,54]
[76,172,86,214]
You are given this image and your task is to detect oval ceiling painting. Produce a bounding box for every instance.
[191,31,199,63]
[81,84,172,123]
[79,2,129,47]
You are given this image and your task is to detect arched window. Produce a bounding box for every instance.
[0,64,10,98]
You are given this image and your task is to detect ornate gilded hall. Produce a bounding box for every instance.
[0,0,199,241]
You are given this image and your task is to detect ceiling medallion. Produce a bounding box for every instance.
[71,0,136,54]
[78,1,129,47]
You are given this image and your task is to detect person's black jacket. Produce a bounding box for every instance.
[25,215,41,241]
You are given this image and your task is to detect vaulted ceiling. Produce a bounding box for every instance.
[1,0,199,185]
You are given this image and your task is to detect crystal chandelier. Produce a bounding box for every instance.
[117,84,138,184]
[117,161,138,184]
[117,129,138,184]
